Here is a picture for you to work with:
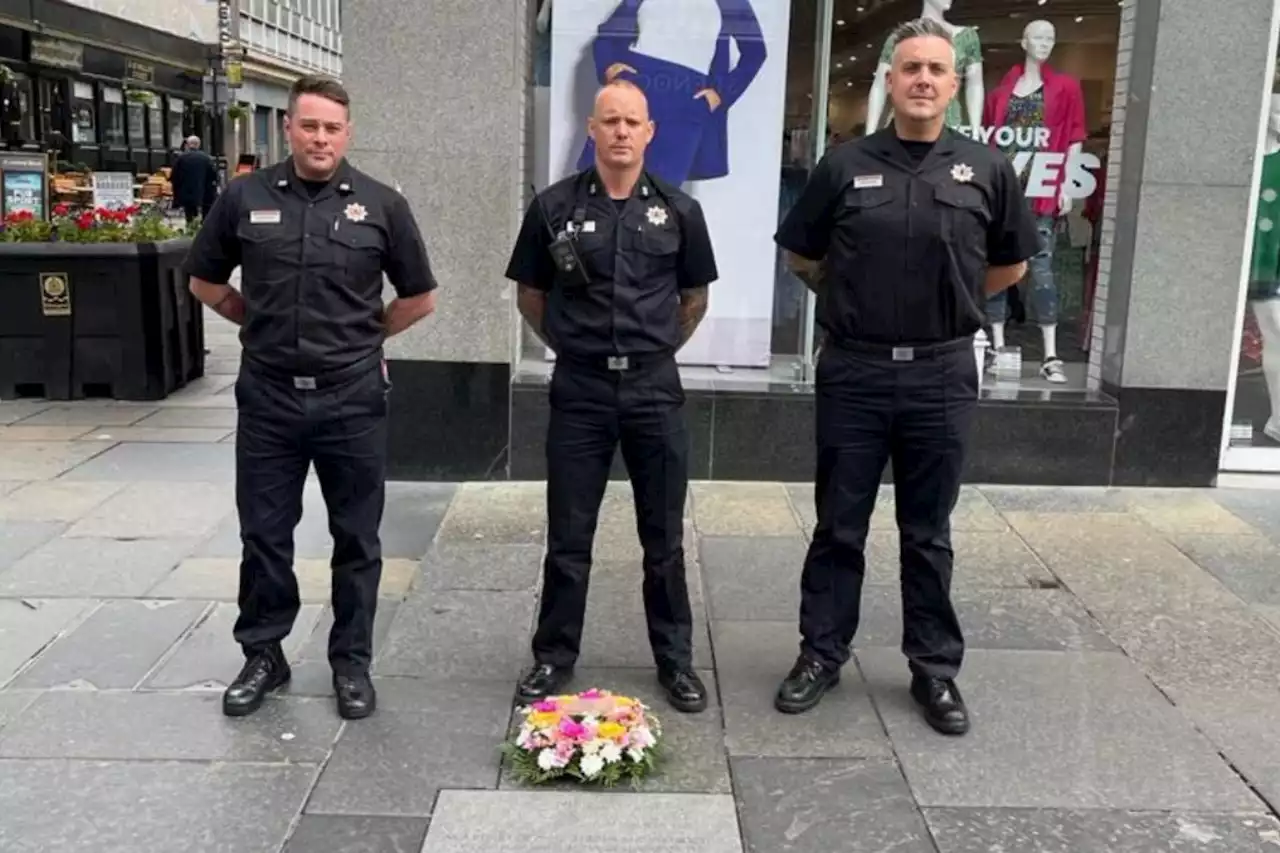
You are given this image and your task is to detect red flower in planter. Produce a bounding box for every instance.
[53,203,70,218]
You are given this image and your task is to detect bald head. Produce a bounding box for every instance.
[587,80,654,172]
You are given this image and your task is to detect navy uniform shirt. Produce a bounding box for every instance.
[504,169,718,358]
[775,127,1040,346]
[183,158,437,374]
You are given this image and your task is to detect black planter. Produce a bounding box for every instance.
[0,238,205,401]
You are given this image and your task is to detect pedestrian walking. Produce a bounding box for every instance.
[771,18,1040,734]
[504,79,719,713]
[183,74,438,720]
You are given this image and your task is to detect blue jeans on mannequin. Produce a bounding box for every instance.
[985,215,1058,327]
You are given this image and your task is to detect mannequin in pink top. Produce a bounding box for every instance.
[980,20,1085,384]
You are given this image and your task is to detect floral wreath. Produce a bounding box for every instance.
[501,689,663,788]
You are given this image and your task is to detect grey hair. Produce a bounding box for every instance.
[887,18,957,64]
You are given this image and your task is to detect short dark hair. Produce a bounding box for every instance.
[287,74,350,114]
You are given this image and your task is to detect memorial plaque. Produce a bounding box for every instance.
[422,791,744,853]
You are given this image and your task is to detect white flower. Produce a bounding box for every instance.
[516,725,535,749]
[601,743,622,764]
[627,747,647,763]
[582,738,604,755]
[537,748,567,770]
[631,726,655,749]
[580,753,605,778]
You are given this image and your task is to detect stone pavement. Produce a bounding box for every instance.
[3,314,1280,851]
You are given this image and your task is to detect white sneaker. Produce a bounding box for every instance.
[1039,358,1067,384]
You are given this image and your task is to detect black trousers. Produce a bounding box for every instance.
[799,338,979,680]
[532,353,693,672]
[232,358,389,676]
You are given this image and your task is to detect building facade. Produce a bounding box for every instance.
[341,0,1280,488]
[0,0,211,173]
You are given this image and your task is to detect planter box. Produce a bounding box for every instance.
[0,238,205,401]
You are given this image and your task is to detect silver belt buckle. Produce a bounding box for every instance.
[891,346,914,362]
[293,376,317,390]
[607,356,629,371]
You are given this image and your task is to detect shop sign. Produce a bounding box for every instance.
[226,60,243,87]
[218,0,239,50]
[957,124,1102,200]
[39,272,71,318]
[0,151,49,220]
[92,172,134,211]
[126,60,154,84]
[29,37,83,71]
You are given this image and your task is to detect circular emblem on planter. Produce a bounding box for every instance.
[39,271,71,317]
[42,275,66,297]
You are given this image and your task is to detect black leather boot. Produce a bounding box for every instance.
[910,674,970,735]
[334,673,377,720]
[222,646,291,717]
[515,663,573,704]
[658,668,708,713]
[774,655,840,714]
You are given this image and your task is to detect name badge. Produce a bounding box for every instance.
[249,210,282,224]
[581,221,596,233]
[854,175,883,189]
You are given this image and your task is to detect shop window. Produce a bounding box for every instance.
[1224,25,1280,470]
[101,86,125,147]
[126,99,146,148]
[523,0,1121,386]
[168,97,185,149]
[148,101,165,148]
[70,81,95,144]
[5,74,35,144]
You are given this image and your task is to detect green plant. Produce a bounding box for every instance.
[0,204,194,244]
[226,103,249,122]
[125,89,154,105]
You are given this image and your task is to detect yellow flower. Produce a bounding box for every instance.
[528,711,561,729]
[597,721,626,740]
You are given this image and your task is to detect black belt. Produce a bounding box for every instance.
[243,350,383,390]
[828,336,972,362]
[556,350,674,372]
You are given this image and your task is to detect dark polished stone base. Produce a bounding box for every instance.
[385,360,1227,488]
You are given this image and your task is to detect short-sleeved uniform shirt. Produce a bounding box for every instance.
[504,169,718,359]
[774,127,1040,346]
[182,158,437,375]
[878,26,983,129]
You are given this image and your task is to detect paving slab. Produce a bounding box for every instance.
[0,759,315,853]
[78,426,235,443]
[10,599,208,689]
[0,425,95,441]
[1097,607,1280,702]
[416,543,545,591]
[1176,690,1280,814]
[1209,488,1280,545]
[924,808,1280,852]
[700,535,805,621]
[0,691,39,733]
[0,691,341,762]
[0,441,109,480]
[282,816,430,853]
[64,481,233,539]
[856,647,1262,811]
[132,407,240,429]
[499,667,729,794]
[377,589,535,681]
[856,587,1116,653]
[0,537,199,597]
[58,441,236,481]
[435,481,545,544]
[306,679,513,817]
[420,790,743,853]
[146,557,418,602]
[711,621,893,759]
[0,480,126,522]
[0,400,52,424]
[17,405,156,427]
[0,598,98,684]
[0,519,67,568]
[732,758,935,853]
[691,481,803,537]
[976,485,1130,513]
[1167,533,1280,605]
[142,602,323,690]
[1002,512,1244,612]
[1122,489,1259,535]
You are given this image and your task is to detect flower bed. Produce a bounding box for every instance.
[502,689,663,788]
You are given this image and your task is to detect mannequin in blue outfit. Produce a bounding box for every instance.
[575,0,767,186]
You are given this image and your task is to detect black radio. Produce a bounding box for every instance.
[532,184,590,290]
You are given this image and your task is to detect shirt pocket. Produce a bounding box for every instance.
[326,220,386,281]
[632,225,681,283]
[836,187,895,248]
[932,184,991,248]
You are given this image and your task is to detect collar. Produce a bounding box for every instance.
[581,166,659,202]
[866,126,960,171]
[998,62,1064,90]
[272,157,357,200]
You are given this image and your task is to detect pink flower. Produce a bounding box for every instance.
[558,718,589,741]
[532,700,559,713]
[579,688,603,699]
[554,740,575,762]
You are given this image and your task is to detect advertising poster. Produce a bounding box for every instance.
[0,152,49,220]
[549,0,792,368]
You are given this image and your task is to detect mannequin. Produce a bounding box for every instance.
[864,0,983,135]
[980,20,1085,384]
[1247,93,1280,442]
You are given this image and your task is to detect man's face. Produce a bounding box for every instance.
[1023,22,1056,63]
[587,85,654,170]
[284,93,350,178]
[886,35,959,125]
